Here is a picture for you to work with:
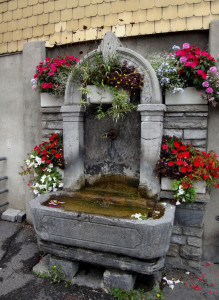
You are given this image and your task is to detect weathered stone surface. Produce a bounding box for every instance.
[42,114,62,121]
[174,208,204,227]
[167,244,179,257]
[192,140,207,147]
[30,192,175,261]
[163,129,183,138]
[38,239,165,275]
[166,105,208,112]
[183,227,203,238]
[164,117,207,129]
[103,269,136,292]
[33,254,50,275]
[165,87,207,105]
[185,113,208,117]
[165,113,184,117]
[49,256,79,279]
[41,107,61,113]
[165,256,201,271]
[1,208,21,222]
[72,267,104,290]
[184,129,207,139]
[172,226,182,235]
[180,245,202,261]
[171,234,187,245]
[17,210,26,223]
[46,121,63,130]
[187,236,202,248]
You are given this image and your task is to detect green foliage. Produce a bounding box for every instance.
[109,286,164,300]
[34,270,49,279]
[172,179,196,204]
[49,265,65,284]
[71,51,143,120]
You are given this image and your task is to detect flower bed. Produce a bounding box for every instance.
[152,43,219,107]
[20,133,65,195]
[155,136,219,205]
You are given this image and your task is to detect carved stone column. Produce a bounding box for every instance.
[61,105,85,190]
[138,104,166,200]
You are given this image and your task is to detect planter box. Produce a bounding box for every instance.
[86,85,129,104]
[30,191,175,273]
[41,93,64,107]
[161,178,206,194]
[165,87,207,105]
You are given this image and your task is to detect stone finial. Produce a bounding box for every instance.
[98,32,123,62]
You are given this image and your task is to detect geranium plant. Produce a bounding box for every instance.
[20,133,65,195]
[71,52,144,120]
[152,43,219,106]
[31,55,78,97]
[155,136,219,205]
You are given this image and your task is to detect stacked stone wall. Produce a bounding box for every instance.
[162,103,209,270]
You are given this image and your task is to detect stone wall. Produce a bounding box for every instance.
[41,107,63,139]
[161,103,209,270]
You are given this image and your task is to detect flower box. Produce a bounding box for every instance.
[161,178,206,194]
[86,85,129,104]
[165,87,207,105]
[40,93,64,107]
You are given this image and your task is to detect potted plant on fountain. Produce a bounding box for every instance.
[20,133,65,196]
[155,135,219,205]
[71,52,144,121]
[152,43,219,107]
[31,55,79,107]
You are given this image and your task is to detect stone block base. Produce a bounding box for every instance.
[103,269,136,292]
[49,256,79,280]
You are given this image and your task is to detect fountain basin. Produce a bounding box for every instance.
[30,191,175,265]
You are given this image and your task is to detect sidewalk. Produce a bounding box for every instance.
[0,218,218,300]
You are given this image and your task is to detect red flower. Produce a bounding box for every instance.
[37,148,40,154]
[176,160,183,166]
[50,144,54,148]
[172,149,177,155]
[162,144,168,150]
[183,151,189,158]
[180,145,186,151]
[168,161,174,167]
[173,141,180,148]
[55,153,60,159]
[46,159,51,164]
[42,150,47,155]
[178,153,184,159]
[194,160,201,167]
[49,133,57,141]
[41,156,46,161]
[180,166,187,173]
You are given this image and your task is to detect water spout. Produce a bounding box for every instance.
[101,129,118,140]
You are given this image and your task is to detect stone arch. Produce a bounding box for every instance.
[65,32,162,105]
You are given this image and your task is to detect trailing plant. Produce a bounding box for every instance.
[49,265,65,284]
[71,52,144,120]
[151,43,219,106]
[155,135,219,204]
[20,133,65,196]
[109,286,164,300]
[31,55,78,97]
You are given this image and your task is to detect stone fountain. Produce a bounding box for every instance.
[30,33,175,289]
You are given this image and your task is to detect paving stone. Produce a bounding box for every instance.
[50,256,79,280]
[103,269,136,292]
[17,210,26,223]
[1,208,21,222]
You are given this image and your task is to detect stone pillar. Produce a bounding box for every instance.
[203,18,219,262]
[61,105,85,190]
[138,104,166,200]
[23,41,46,223]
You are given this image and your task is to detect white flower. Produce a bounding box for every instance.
[176,201,181,205]
[59,183,63,188]
[131,213,142,219]
[33,189,39,195]
[31,78,37,84]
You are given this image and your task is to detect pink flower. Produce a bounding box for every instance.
[180,56,187,63]
[41,82,48,89]
[206,87,213,94]
[32,85,37,90]
[209,66,217,73]
[185,62,196,68]
[209,97,215,102]
[183,43,190,49]
[202,81,209,88]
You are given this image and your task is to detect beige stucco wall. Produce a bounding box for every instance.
[0,0,219,54]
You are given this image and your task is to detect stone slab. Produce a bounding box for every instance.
[33,254,50,275]
[50,256,79,280]
[165,87,207,105]
[1,208,21,222]
[166,105,208,112]
[38,239,165,275]
[164,117,207,129]
[184,129,207,139]
[17,210,26,223]
[174,208,204,228]
[103,269,136,292]
[30,192,175,260]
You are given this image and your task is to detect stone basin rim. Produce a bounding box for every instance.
[30,190,175,224]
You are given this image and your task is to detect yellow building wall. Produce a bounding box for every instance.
[0,0,219,54]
